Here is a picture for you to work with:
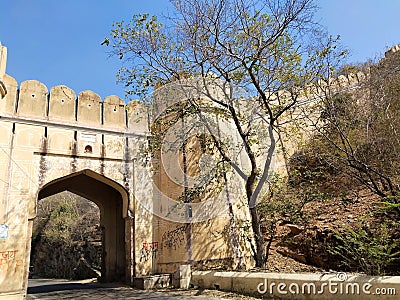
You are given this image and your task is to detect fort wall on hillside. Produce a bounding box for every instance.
[0,41,399,300]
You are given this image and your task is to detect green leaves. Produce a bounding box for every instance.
[330,221,400,275]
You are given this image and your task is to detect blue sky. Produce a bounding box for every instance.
[0,0,399,102]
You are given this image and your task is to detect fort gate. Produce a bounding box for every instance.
[0,43,254,299]
[1,39,390,299]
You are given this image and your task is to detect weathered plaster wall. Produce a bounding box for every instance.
[0,72,152,299]
[0,70,255,299]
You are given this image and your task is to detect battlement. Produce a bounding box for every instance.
[315,71,366,95]
[385,43,400,58]
[1,40,394,138]
[0,74,148,134]
[0,69,370,140]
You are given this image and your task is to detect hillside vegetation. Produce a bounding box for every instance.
[30,192,101,279]
[258,49,400,276]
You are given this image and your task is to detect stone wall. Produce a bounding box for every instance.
[0,63,254,298]
[0,71,150,299]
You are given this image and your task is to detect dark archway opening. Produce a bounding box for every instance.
[31,192,102,279]
[36,170,128,283]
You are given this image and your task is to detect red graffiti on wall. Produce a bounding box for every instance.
[0,250,23,274]
[142,241,158,251]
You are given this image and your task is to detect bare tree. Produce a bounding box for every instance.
[105,0,344,268]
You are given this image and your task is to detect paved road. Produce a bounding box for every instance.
[27,278,232,300]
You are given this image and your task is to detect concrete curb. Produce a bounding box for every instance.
[191,271,400,299]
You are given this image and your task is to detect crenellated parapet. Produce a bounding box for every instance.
[324,71,368,96]
[0,75,148,134]
[0,52,379,137]
[269,70,369,109]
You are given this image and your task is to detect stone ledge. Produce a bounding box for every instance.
[0,291,25,300]
[191,271,400,300]
[133,274,171,290]
[0,113,148,137]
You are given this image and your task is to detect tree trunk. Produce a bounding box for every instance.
[249,205,265,268]
[246,124,276,268]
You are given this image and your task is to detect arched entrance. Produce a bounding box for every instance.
[37,169,129,282]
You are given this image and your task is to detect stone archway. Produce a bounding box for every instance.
[37,169,129,282]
